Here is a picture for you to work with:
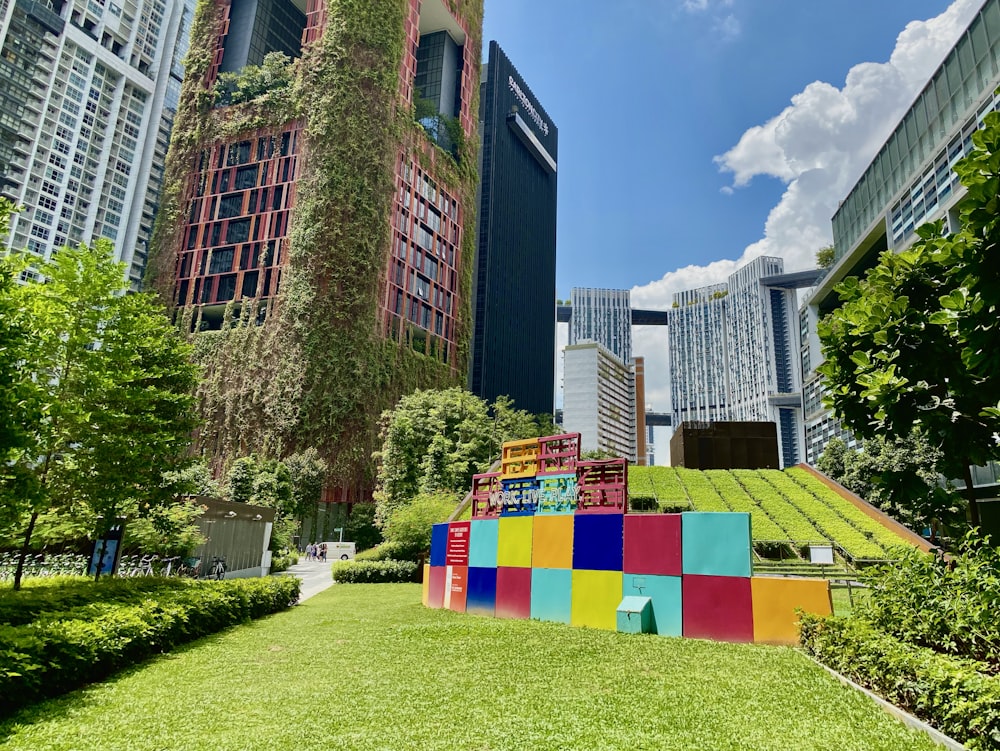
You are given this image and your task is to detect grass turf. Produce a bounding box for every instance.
[0,583,938,751]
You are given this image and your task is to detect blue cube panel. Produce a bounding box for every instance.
[622,573,682,637]
[530,568,572,624]
[430,523,449,567]
[572,513,624,571]
[682,512,752,578]
[468,518,499,568]
[466,566,498,616]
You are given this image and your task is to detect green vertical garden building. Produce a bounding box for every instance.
[146,0,484,501]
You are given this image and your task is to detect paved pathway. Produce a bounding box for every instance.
[282,558,336,601]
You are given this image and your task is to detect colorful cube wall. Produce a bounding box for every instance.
[427,434,831,647]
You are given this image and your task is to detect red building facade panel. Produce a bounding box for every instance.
[174,125,303,308]
[381,153,464,363]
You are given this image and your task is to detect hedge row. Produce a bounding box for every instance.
[731,470,825,544]
[0,576,300,717]
[762,471,887,560]
[354,540,412,562]
[799,614,1000,751]
[787,467,911,552]
[0,576,194,627]
[675,469,732,513]
[706,470,791,542]
[331,559,419,583]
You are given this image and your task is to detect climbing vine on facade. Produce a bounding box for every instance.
[146,0,483,497]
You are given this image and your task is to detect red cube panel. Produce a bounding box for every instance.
[495,566,532,619]
[446,566,468,613]
[624,514,681,576]
[428,566,447,609]
[682,574,753,642]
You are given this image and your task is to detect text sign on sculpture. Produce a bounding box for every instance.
[471,433,628,518]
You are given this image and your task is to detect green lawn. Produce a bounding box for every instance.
[0,584,938,751]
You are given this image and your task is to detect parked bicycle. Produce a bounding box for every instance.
[177,556,202,578]
[209,556,227,580]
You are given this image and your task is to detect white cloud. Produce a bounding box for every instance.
[715,13,741,40]
[624,0,983,427]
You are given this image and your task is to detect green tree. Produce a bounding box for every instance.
[123,501,206,558]
[373,389,544,524]
[214,51,294,105]
[816,244,836,269]
[818,113,1000,527]
[344,502,382,552]
[285,448,327,519]
[226,457,257,504]
[817,434,961,536]
[162,459,221,498]
[4,241,199,587]
[0,201,42,527]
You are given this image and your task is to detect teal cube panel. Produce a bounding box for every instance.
[468,518,499,569]
[681,512,752,578]
[623,573,682,636]
[530,568,572,624]
[617,596,652,633]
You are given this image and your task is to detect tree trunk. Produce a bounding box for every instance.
[93,535,109,582]
[13,511,39,591]
[962,460,981,529]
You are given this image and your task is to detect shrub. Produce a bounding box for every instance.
[860,539,1000,668]
[0,576,300,716]
[270,550,299,574]
[381,492,456,560]
[799,614,1000,751]
[354,540,410,562]
[628,494,657,512]
[331,560,419,584]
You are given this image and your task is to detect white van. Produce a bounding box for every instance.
[323,541,356,560]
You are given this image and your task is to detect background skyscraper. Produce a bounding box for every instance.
[563,340,636,461]
[669,256,803,468]
[469,40,557,416]
[569,287,631,362]
[0,0,194,287]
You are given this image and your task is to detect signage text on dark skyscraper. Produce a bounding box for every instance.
[508,75,549,136]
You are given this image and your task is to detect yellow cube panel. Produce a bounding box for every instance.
[571,569,623,631]
[532,515,574,569]
[497,516,533,568]
[751,576,833,645]
[501,438,540,478]
[422,564,430,607]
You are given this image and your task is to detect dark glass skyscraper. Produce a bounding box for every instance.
[470,41,558,415]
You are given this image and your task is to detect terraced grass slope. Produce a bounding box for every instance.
[628,466,921,563]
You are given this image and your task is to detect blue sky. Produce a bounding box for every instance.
[483,0,983,419]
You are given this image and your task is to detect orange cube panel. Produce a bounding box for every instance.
[751,577,833,645]
[532,514,574,569]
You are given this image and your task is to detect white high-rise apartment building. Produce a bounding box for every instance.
[563,340,636,462]
[569,287,631,363]
[0,0,193,287]
[668,255,803,468]
[564,286,638,461]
